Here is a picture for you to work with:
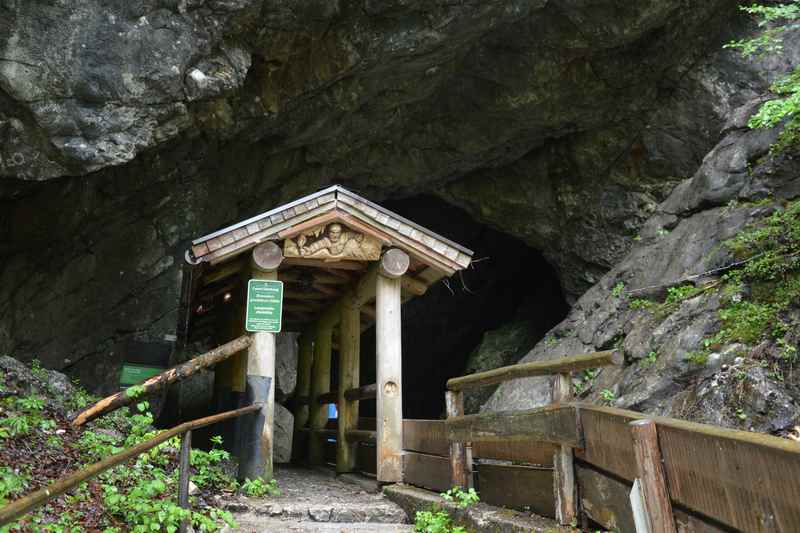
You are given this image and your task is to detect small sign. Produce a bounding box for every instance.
[246,279,284,333]
[120,364,164,386]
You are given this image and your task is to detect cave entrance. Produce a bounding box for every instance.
[178,185,474,482]
[360,196,570,419]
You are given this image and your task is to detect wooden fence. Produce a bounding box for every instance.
[406,350,800,533]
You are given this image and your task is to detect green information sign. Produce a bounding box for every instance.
[246,279,284,333]
[120,364,164,386]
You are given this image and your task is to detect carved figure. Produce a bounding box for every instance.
[284,222,381,261]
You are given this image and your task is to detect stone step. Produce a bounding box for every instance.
[223,498,408,524]
[225,517,413,533]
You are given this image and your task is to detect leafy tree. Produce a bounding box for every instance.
[727,1,800,151]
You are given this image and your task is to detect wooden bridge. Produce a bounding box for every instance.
[2,186,800,532]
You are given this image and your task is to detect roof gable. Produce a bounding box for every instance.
[188,185,473,275]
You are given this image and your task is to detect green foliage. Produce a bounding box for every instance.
[0,467,28,506]
[727,1,800,151]
[241,477,280,498]
[573,368,600,395]
[190,436,236,491]
[611,282,625,298]
[665,285,703,306]
[641,351,659,367]
[599,389,616,404]
[629,298,654,311]
[414,488,478,533]
[441,487,479,509]
[684,351,709,366]
[125,384,146,399]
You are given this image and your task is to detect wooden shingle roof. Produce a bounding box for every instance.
[188,185,473,276]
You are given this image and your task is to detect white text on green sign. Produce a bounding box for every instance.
[246,279,283,333]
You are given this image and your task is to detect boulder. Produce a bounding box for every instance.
[273,402,294,464]
[275,333,298,402]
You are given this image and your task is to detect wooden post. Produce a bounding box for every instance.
[294,334,314,431]
[178,430,192,533]
[239,242,282,480]
[375,249,408,483]
[446,390,469,488]
[337,296,360,473]
[552,372,577,525]
[309,322,333,465]
[630,419,677,533]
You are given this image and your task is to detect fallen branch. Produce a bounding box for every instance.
[71,335,252,427]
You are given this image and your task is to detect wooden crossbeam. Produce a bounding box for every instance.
[446,404,580,446]
[283,257,366,271]
[446,351,622,391]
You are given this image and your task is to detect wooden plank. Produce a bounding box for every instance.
[346,430,376,444]
[308,324,332,465]
[178,430,191,533]
[576,463,726,533]
[357,444,377,475]
[472,441,556,466]
[446,391,469,488]
[631,419,677,533]
[403,452,451,492]
[337,300,360,473]
[447,351,622,392]
[376,272,404,482]
[403,420,449,457]
[577,404,800,532]
[477,464,554,518]
[552,373,576,526]
[345,383,377,402]
[446,404,579,446]
[283,257,367,271]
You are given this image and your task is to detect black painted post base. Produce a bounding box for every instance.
[237,375,272,481]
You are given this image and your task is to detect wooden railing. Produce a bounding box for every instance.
[419,351,800,533]
[445,350,621,525]
[0,404,262,530]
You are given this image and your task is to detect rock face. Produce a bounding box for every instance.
[276,332,298,403]
[1,0,799,437]
[485,111,800,433]
[273,402,294,464]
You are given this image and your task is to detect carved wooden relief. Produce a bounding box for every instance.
[283,222,382,261]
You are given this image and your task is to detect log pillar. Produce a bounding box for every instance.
[337,295,360,473]
[238,242,282,481]
[552,372,577,525]
[309,321,333,465]
[375,249,409,483]
[294,334,314,431]
[630,419,677,533]
[446,390,469,488]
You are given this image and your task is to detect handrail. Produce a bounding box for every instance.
[0,403,263,527]
[314,383,377,405]
[446,350,622,391]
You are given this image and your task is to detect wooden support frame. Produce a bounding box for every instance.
[552,373,577,526]
[294,334,314,432]
[446,390,469,489]
[239,242,283,481]
[337,296,360,473]
[375,249,408,482]
[309,322,333,465]
[630,419,677,533]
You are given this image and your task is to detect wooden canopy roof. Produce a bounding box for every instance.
[188,185,472,276]
[183,186,474,336]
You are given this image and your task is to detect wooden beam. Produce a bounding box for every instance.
[346,429,376,444]
[630,419,677,533]
[240,242,283,480]
[283,257,366,271]
[317,391,338,405]
[345,383,376,401]
[445,404,580,446]
[72,336,253,426]
[553,373,577,526]
[446,351,623,392]
[201,258,245,286]
[284,290,331,300]
[308,322,332,465]
[293,334,314,432]
[446,390,469,489]
[376,249,407,482]
[338,298,360,473]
